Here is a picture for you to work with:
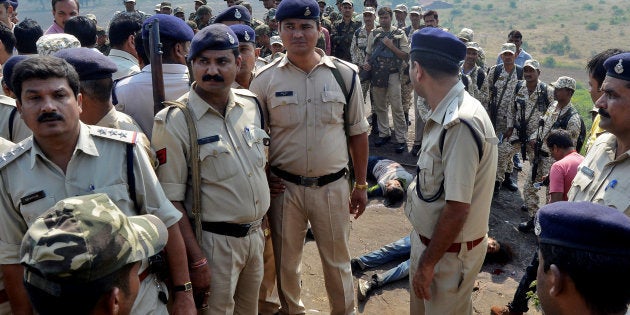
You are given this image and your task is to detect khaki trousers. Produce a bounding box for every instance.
[258,232,281,314]
[372,73,407,143]
[269,177,355,315]
[409,232,487,315]
[202,228,265,314]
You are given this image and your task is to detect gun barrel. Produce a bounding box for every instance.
[148,19,166,115]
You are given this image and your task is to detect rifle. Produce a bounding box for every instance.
[531,118,545,183]
[147,18,165,115]
[516,97,527,160]
[489,85,498,127]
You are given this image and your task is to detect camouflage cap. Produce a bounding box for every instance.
[457,27,473,42]
[394,4,407,13]
[523,59,540,70]
[551,76,576,90]
[36,33,81,56]
[174,6,185,14]
[362,6,375,15]
[270,35,283,46]
[254,24,270,36]
[499,42,516,55]
[194,0,207,4]
[20,194,168,296]
[465,41,481,51]
[408,5,422,15]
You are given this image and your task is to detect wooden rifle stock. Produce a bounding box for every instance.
[148,19,165,115]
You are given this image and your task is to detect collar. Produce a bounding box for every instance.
[108,49,139,64]
[187,83,242,119]
[428,81,465,127]
[95,108,119,128]
[30,123,99,169]
[141,63,189,74]
[277,48,333,69]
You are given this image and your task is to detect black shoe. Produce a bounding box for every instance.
[370,114,379,134]
[514,161,523,172]
[350,258,362,273]
[493,181,501,196]
[502,173,518,191]
[395,143,406,153]
[518,217,535,233]
[374,136,391,147]
[411,144,421,156]
[405,112,411,126]
[305,228,315,240]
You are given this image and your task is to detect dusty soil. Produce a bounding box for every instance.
[299,101,544,314]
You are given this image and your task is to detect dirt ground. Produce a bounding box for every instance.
[298,101,544,314]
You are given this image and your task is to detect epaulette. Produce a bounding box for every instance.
[233,88,256,98]
[0,137,32,170]
[254,57,283,77]
[0,95,16,107]
[329,56,359,72]
[89,126,137,144]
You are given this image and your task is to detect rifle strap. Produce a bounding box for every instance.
[494,67,514,114]
[330,59,356,186]
[163,100,203,245]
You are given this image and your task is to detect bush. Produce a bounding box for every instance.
[509,1,516,8]
[542,36,572,56]
[472,4,481,10]
[486,3,493,10]
[586,22,599,31]
[542,56,556,68]
[582,3,593,10]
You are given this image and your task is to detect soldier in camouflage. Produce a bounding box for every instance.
[20,193,168,315]
[460,42,486,101]
[480,43,522,194]
[351,6,375,100]
[518,76,582,232]
[330,0,361,62]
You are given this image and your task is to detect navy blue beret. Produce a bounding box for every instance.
[142,14,194,42]
[275,0,320,21]
[229,24,255,44]
[535,201,630,257]
[213,5,251,24]
[604,52,630,82]
[2,55,29,91]
[410,27,466,65]
[54,47,118,81]
[188,24,239,61]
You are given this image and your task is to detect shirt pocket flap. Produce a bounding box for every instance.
[270,94,299,108]
[321,91,345,104]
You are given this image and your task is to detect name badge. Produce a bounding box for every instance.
[198,135,220,145]
[21,191,46,205]
[275,91,294,97]
[580,166,595,178]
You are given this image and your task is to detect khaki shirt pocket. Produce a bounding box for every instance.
[603,182,630,212]
[199,137,239,181]
[416,156,442,198]
[20,193,56,225]
[270,94,300,128]
[243,126,269,168]
[320,91,345,124]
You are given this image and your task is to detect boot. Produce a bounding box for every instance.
[357,274,379,302]
[493,181,501,196]
[370,113,379,134]
[404,112,411,126]
[502,172,518,191]
[518,216,535,233]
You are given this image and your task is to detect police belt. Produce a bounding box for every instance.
[271,166,347,188]
[0,289,7,304]
[419,234,484,253]
[201,219,262,238]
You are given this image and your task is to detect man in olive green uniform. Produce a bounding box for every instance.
[152,24,270,314]
[330,0,361,62]
[0,56,195,315]
[406,28,498,314]
[250,0,369,313]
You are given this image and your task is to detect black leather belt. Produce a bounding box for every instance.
[270,166,347,188]
[201,220,261,238]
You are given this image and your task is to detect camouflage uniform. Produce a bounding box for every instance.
[20,194,167,311]
[350,25,371,99]
[480,64,521,184]
[461,64,485,101]
[330,18,362,61]
[511,80,554,213]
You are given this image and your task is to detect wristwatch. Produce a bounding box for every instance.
[173,282,193,292]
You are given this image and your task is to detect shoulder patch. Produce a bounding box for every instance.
[0,137,33,170]
[89,126,137,144]
[254,56,283,77]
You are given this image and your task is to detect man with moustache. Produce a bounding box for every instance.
[0,56,195,315]
[44,0,79,35]
[250,0,369,312]
[152,24,270,314]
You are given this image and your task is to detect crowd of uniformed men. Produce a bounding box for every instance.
[0,0,629,314]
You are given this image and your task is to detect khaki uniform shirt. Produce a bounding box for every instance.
[0,138,11,297]
[0,123,181,264]
[152,87,270,223]
[568,133,630,215]
[0,96,31,142]
[480,65,520,136]
[405,82,498,241]
[250,49,369,176]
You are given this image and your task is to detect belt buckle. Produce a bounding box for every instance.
[300,176,319,188]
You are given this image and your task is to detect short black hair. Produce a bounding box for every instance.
[423,10,438,20]
[134,31,149,66]
[540,243,630,314]
[81,78,113,102]
[64,16,97,48]
[410,50,460,79]
[12,56,80,103]
[545,129,574,150]
[14,19,43,54]
[377,7,392,17]
[508,29,522,39]
[483,241,514,265]
[384,181,404,205]
[108,12,143,48]
[25,263,135,315]
[586,48,626,89]
[52,0,80,11]
[0,23,16,55]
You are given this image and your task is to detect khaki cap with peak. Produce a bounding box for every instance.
[499,43,516,55]
[394,4,407,12]
[523,59,540,70]
[551,76,576,90]
[409,5,422,15]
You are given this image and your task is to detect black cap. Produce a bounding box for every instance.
[188,23,239,61]
[54,47,117,81]
[410,27,466,66]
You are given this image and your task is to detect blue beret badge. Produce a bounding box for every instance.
[228,32,235,44]
[244,31,250,41]
[235,8,242,19]
[615,59,624,74]
[305,6,311,16]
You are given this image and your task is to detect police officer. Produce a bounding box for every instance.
[152,24,270,314]
[568,52,630,214]
[249,0,369,312]
[406,28,498,314]
[0,56,195,315]
[330,0,361,62]
[114,14,194,138]
[214,5,251,25]
[0,137,12,315]
[20,194,168,315]
[229,24,257,89]
[0,56,31,143]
